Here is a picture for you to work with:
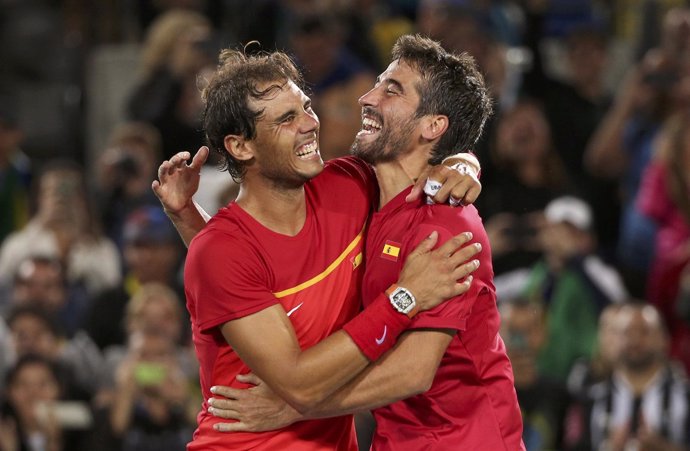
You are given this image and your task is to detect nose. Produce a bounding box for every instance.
[358,86,379,107]
[300,108,320,134]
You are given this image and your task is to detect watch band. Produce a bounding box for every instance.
[386,284,419,318]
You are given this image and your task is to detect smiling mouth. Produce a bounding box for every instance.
[296,139,319,159]
[358,112,383,137]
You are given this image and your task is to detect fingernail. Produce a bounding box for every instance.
[208,398,214,406]
[208,407,215,414]
[473,259,480,268]
[210,386,217,393]
[213,424,219,431]
[465,232,473,240]
[475,243,482,251]
[466,275,473,283]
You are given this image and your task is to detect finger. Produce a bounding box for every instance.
[236,373,262,386]
[190,146,210,170]
[448,276,473,297]
[169,152,191,170]
[214,421,249,432]
[210,385,244,399]
[434,232,472,256]
[460,181,482,205]
[448,242,482,268]
[208,405,240,420]
[451,259,480,280]
[430,174,458,204]
[408,231,439,256]
[158,161,171,180]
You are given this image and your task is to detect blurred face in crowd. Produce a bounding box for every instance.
[495,102,551,163]
[618,305,668,372]
[661,7,690,59]
[9,313,60,358]
[124,241,180,283]
[13,259,66,311]
[129,293,182,342]
[567,33,608,90]
[37,169,88,229]
[7,361,61,426]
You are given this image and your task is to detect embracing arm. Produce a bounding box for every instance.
[209,328,454,431]
[306,328,454,416]
[213,234,478,414]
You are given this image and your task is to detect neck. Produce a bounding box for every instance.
[235,175,307,236]
[374,147,430,209]
[618,361,665,395]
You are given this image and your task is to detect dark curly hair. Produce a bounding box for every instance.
[201,48,305,182]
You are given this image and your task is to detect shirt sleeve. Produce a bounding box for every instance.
[184,228,278,334]
[401,220,477,332]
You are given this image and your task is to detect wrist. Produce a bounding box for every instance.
[386,284,419,318]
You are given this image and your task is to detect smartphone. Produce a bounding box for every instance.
[134,362,167,386]
[34,401,93,429]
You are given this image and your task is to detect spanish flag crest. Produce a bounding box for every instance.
[381,240,401,261]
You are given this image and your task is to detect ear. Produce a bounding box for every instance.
[224,135,254,162]
[420,115,448,141]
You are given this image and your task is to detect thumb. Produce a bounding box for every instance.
[236,372,262,386]
[406,167,431,202]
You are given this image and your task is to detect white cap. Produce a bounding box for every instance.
[544,196,592,231]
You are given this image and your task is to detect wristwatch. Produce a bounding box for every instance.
[386,285,419,318]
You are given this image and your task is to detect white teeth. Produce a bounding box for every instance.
[362,117,382,130]
[296,140,318,157]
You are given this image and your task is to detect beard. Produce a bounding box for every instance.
[351,109,419,165]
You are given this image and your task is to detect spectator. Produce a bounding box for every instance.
[522,196,628,382]
[572,302,690,451]
[478,98,570,275]
[83,206,185,350]
[8,256,89,337]
[127,9,214,159]
[0,354,93,451]
[567,304,626,399]
[500,298,569,451]
[585,6,690,296]
[4,305,104,399]
[95,122,164,246]
[637,107,690,372]
[102,328,196,451]
[0,161,121,295]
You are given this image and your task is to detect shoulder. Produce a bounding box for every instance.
[322,156,375,182]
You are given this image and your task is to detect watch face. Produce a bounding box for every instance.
[392,290,414,311]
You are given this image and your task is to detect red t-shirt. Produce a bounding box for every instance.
[184,157,376,451]
[363,187,525,451]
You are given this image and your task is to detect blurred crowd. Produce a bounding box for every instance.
[1,0,690,450]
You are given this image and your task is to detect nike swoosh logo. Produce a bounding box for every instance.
[286,303,304,317]
[375,326,387,345]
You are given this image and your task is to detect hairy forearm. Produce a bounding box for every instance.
[303,330,453,418]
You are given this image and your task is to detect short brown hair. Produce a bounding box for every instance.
[391,34,493,163]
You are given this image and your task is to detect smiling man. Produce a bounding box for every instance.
[156,48,484,451]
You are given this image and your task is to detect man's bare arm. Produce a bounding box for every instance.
[209,328,454,432]
[152,147,211,246]
[153,148,483,247]
[214,234,480,414]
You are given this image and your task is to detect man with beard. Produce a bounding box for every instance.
[161,35,524,450]
[153,44,484,451]
[572,302,690,451]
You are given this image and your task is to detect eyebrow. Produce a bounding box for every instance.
[273,108,297,124]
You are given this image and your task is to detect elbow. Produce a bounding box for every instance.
[406,369,435,397]
[281,388,326,414]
